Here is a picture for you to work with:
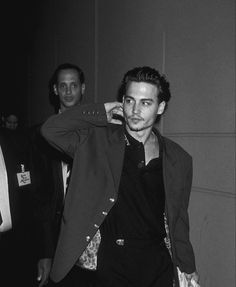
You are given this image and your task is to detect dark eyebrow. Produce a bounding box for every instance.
[123,95,133,99]
[141,98,154,102]
[124,95,154,102]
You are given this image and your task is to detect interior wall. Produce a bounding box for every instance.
[162,1,235,286]
[28,0,95,125]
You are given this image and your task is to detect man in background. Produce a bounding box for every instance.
[30,63,91,286]
[4,113,19,130]
[0,127,39,286]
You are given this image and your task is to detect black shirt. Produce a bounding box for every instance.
[100,130,166,242]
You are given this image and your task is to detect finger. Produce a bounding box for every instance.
[37,273,42,282]
[113,108,123,116]
[39,275,48,287]
[110,119,123,125]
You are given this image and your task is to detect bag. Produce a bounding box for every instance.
[177,267,200,287]
[177,267,189,287]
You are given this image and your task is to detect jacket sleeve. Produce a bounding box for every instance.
[41,103,107,158]
[173,157,196,274]
[29,125,57,259]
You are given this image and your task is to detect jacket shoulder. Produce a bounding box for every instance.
[163,136,192,162]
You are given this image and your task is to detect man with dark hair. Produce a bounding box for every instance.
[49,63,85,113]
[31,63,94,286]
[4,113,19,130]
[41,66,199,286]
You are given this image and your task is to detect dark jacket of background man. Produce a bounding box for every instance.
[0,128,40,287]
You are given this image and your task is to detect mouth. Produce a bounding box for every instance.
[64,96,74,102]
[129,117,143,124]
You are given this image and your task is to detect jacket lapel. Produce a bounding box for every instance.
[160,135,178,199]
[106,124,126,194]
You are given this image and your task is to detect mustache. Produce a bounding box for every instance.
[128,115,144,121]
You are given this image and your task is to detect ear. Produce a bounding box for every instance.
[157,101,166,115]
[81,83,85,95]
[53,84,58,95]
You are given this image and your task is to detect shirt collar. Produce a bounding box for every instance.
[124,128,163,156]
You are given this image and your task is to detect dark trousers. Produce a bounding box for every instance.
[49,265,96,287]
[0,229,38,287]
[96,237,174,287]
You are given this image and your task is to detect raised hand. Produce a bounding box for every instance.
[104,102,124,124]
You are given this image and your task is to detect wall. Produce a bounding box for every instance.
[28,0,95,125]
[28,1,235,286]
[162,2,235,286]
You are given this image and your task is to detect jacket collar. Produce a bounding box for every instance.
[107,124,177,167]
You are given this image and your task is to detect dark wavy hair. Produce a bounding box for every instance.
[117,66,171,111]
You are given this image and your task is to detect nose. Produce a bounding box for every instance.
[132,103,140,114]
[65,86,72,95]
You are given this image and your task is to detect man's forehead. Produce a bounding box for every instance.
[126,81,158,96]
[57,69,80,82]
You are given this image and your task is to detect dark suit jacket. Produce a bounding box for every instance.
[42,103,196,285]
[29,124,72,259]
[0,128,39,285]
[0,128,35,230]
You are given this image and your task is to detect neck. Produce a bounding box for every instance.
[59,106,66,113]
[126,126,154,145]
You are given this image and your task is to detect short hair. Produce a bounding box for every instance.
[118,66,171,104]
[48,63,85,112]
[52,63,85,86]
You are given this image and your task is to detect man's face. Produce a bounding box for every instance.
[5,115,18,130]
[54,68,85,112]
[123,81,165,133]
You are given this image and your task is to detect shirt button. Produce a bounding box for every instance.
[138,161,145,168]
[102,211,108,216]
[109,198,115,203]
[86,236,90,242]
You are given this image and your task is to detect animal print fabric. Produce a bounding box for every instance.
[78,229,101,270]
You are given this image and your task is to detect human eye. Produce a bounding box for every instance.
[142,100,152,106]
[59,83,66,90]
[71,83,78,89]
[124,97,133,104]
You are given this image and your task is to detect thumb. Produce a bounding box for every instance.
[37,267,42,281]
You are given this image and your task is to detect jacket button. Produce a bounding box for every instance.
[86,236,90,242]
[94,224,99,228]
[102,211,108,216]
[109,198,115,202]
[116,239,125,246]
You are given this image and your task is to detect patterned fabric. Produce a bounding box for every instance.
[164,213,172,254]
[78,229,101,270]
[164,213,200,287]
[77,215,200,287]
